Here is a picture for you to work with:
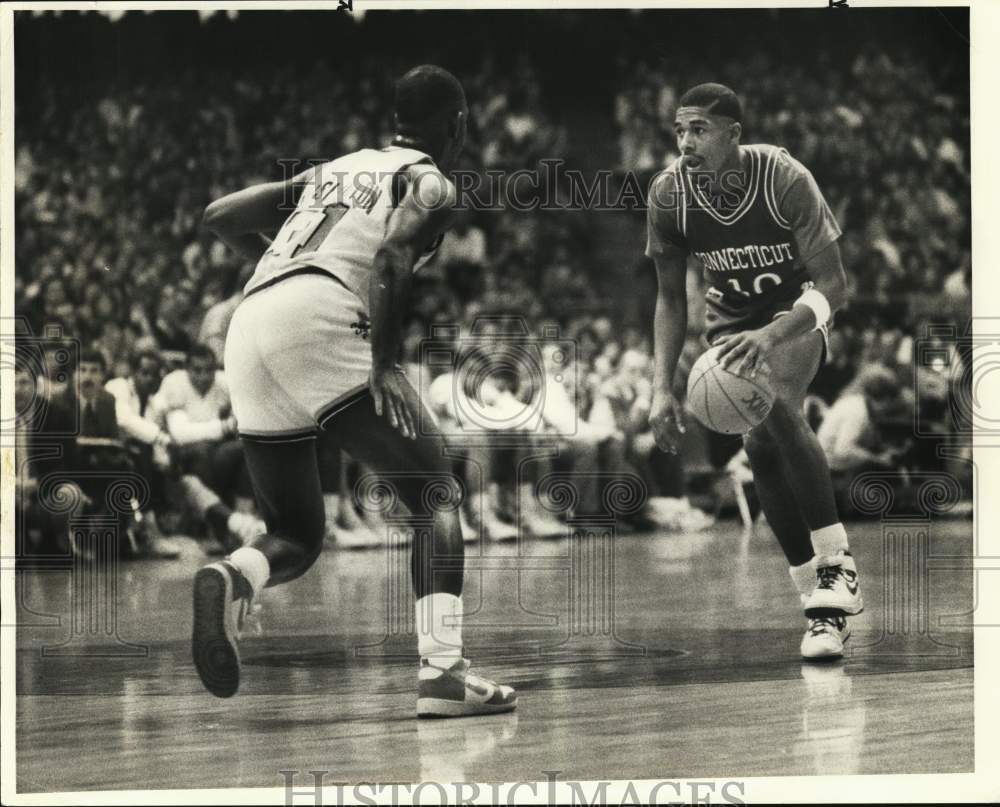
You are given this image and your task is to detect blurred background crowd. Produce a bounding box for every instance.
[13,8,972,559]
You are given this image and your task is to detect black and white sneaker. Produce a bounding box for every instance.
[417,658,517,718]
[804,553,864,616]
[801,615,851,660]
[192,561,259,698]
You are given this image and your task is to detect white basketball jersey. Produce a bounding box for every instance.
[245,146,444,311]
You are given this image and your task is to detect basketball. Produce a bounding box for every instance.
[687,345,776,434]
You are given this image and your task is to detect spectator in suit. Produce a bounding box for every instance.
[58,347,164,559]
[64,347,118,439]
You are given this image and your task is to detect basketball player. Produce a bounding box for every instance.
[192,65,516,717]
[646,83,863,660]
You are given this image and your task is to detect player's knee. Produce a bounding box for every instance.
[765,397,812,438]
[744,428,780,468]
[399,471,464,517]
[274,503,326,555]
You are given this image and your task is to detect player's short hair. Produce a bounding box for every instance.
[395,65,466,131]
[678,83,743,122]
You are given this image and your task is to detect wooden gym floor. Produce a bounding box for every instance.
[14,518,973,792]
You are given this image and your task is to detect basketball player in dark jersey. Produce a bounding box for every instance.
[646,83,864,659]
[193,66,516,716]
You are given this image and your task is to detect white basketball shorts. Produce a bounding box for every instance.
[224,270,372,441]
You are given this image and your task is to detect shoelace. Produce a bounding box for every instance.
[430,660,500,693]
[816,564,844,590]
[236,595,263,638]
[808,616,846,637]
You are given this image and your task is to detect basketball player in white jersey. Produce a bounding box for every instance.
[192,66,516,718]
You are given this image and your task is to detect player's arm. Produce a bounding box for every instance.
[645,170,689,454]
[649,253,689,453]
[756,240,848,346]
[717,152,847,375]
[202,168,314,263]
[369,165,456,438]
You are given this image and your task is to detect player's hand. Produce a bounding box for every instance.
[370,364,417,439]
[713,328,776,378]
[649,390,686,454]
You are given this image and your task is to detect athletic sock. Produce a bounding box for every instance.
[415,592,463,675]
[811,523,849,558]
[227,546,270,598]
[789,559,817,608]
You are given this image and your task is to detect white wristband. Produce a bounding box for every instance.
[793,288,831,330]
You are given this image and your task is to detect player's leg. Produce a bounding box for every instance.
[322,381,516,717]
[743,427,813,567]
[758,327,862,658]
[193,287,330,698]
[760,331,840,536]
[191,436,326,699]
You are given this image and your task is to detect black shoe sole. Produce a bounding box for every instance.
[804,603,864,619]
[192,566,240,698]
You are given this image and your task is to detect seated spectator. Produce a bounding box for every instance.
[105,347,180,558]
[61,347,118,439]
[531,341,635,523]
[151,342,263,552]
[589,348,701,530]
[14,357,79,557]
[817,363,908,475]
[426,348,521,542]
[50,348,158,559]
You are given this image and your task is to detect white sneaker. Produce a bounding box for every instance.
[801,615,850,660]
[465,504,518,542]
[483,513,518,542]
[521,511,565,539]
[804,553,864,616]
[417,657,517,718]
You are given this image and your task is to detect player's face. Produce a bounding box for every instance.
[674,108,739,175]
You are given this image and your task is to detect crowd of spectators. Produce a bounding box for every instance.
[13,10,972,558]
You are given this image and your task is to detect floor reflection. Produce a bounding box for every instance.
[798,662,867,775]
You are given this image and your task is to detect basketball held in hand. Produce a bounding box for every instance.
[686,345,775,435]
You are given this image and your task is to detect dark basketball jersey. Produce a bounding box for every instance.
[646,144,842,317]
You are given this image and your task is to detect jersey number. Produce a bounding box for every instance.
[265,203,349,260]
[726,272,783,298]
